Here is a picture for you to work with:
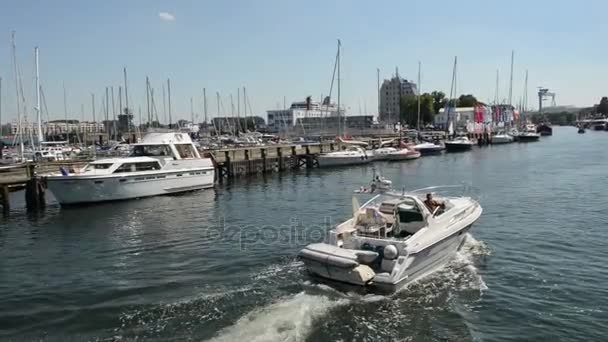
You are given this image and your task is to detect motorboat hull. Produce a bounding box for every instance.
[444,142,473,152]
[491,135,514,144]
[46,168,214,205]
[413,145,444,155]
[518,134,540,142]
[317,156,370,167]
[536,124,553,136]
[387,151,421,161]
[371,226,471,292]
[301,225,474,292]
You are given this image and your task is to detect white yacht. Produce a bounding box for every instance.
[444,136,474,152]
[491,131,514,144]
[45,132,215,205]
[372,147,420,161]
[386,148,421,161]
[412,142,444,155]
[371,147,398,161]
[317,146,370,167]
[518,124,540,142]
[298,186,482,292]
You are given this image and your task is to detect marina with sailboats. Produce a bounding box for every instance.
[3,2,608,340]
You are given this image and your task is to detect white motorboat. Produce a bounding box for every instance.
[371,147,398,161]
[412,142,444,155]
[386,148,421,161]
[518,124,540,142]
[491,131,514,144]
[298,186,483,292]
[444,136,474,152]
[317,146,370,167]
[45,132,215,205]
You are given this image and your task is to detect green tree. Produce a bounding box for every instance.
[456,94,478,107]
[400,95,417,127]
[431,91,447,114]
[400,93,436,127]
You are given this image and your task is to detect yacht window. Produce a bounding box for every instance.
[130,145,172,157]
[113,162,161,173]
[85,163,113,171]
[398,205,424,223]
[175,144,195,159]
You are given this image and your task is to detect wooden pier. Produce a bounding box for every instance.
[0,139,393,214]
[209,142,338,181]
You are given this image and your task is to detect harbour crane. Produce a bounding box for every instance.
[538,87,556,114]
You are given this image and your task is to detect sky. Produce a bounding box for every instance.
[0,0,607,124]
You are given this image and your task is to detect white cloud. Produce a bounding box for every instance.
[159,12,175,21]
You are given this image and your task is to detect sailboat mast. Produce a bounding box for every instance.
[63,83,69,138]
[146,76,151,126]
[203,88,208,125]
[494,70,499,105]
[508,50,514,106]
[523,70,528,112]
[189,96,193,125]
[167,78,172,128]
[35,47,43,143]
[337,39,341,137]
[123,68,129,114]
[377,68,380,120]
[91,93,96,123]
[417,61,421,130]
[162,84,166,125]
[111,87,116,139]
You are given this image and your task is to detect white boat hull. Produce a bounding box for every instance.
[46,168,214,205]
[491,135,514,144]
[387,152,421,161]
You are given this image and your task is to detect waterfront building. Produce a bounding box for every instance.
[379,71,418,124]
[267,97,343,131]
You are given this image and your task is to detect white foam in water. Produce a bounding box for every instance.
[210,292,346,342]
[395,233,491,297]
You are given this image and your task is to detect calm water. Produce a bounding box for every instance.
[1,126,607,341]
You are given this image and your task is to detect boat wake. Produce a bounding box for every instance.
[396,233,491,301]
[209,292,348,342]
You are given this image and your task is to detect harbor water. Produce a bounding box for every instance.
[1,126,607,341]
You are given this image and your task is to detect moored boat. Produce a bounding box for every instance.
[45,132,215,205]
[491,131,514,144]
[444,136,474,152]
[536,123,553,136]
[386,148,421,161]
[518,124,541,142]
[317,146,370,167]
[412,142,444,155]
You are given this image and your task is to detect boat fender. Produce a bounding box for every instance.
[383,245,399,260]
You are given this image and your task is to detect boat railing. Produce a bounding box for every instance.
[408,184,480,202]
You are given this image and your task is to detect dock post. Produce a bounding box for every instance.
[277,147,284,171]
[0,185,9,215]
[25,163,45,211]
[261,148,267,172]
[224,151,232,178]
[244,149,251,175]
